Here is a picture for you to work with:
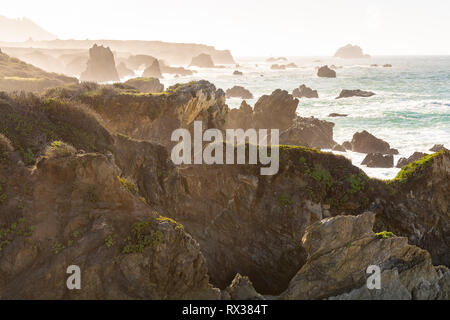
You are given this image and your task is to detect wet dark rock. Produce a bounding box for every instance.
[361,153,394,168]
[336,89,375,99]
[292,85,318,99]
[317,65,336,78]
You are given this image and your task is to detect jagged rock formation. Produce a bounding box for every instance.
[317,65,336,78]
[350,130,398,154]
[225,101,253,129]
[189,53,215,68]
[362,153,394,168]
[142,59,162,79]
[281,212,447,300]
[116,62,135,79]
[336,89,375,99]
[430,144,447,152]
[225,86,253,99]
[0,51,77,93]
[80,45,119,82]
[292,85,318,98]
[225,274,265,300]
[397,152,428,168]
[2,80,449,300]
[233,70,243,76]
[373,150,450,267]
[334,44,370,59]
[124,77,164,93]
[44,81,228,148]
[224,89,336,150]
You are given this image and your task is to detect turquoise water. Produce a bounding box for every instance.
[159,56,450,179]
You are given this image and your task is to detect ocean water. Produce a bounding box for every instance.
[157,56,450,180]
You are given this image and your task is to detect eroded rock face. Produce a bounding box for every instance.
[226,86,253,99]
[374,150,450,267]
[281,212,445,300]
[225,274,265,300]
[429,144,447,152]
[292,85,318,99]
[397,152,428,168]
[280,117,336,149]
[253,89,298,130]
[124,77,164,93]
[334,44,370,59]
[142,59,162,79]
[351,130,395,154]
[317,65,336,78]
[44,80,228,148]
[336,89,375,99]
[0,150,219,299]
[362,153,394,168]
[80,44,119,82]
[189,53,215,68]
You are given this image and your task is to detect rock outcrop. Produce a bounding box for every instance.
[124,77,164,93]
[429,144,447,152]
[80,44,119,82]
[44,80,228,148]
[189,53,214,68]
[226,86,253,99]
[292,85,318,99]
[281,212,447,300]
[233,70,243,76]
[350,130,397,154]
[396,152,428,168]
[280,117,336,149]
[317,65,336,78]
[361,153,394,168]
[329,113,348,117]
[4,79,448,300]
[142,59,162,79]
[336,89,375,99]
[334,44,370,59]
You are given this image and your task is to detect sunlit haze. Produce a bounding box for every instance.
[2,0,450,56]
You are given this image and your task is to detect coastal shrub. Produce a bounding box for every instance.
[45,140,76,158]
[122,218,163,254]
[0,92,113,165]
[376,231,396,239]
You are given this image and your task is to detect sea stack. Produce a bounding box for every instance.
[142,59,162,78]
[80,44,119,82]
[189,53,215,68]
[334,44,370,59]
[317,65,336,78]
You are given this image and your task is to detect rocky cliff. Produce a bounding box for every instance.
[0,80,448,300]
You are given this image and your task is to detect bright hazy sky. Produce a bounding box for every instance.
[3,0,450,56]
